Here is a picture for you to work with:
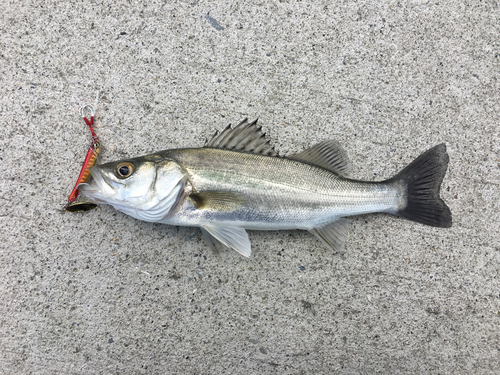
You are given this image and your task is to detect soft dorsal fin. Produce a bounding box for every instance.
[204,118,277,156]
[289,140,352,176]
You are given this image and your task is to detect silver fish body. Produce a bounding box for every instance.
[79,119,451,257]
[157,148,404,229]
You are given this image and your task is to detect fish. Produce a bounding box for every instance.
[79,118,452,257]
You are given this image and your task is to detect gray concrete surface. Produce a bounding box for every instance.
[1,0,499,373]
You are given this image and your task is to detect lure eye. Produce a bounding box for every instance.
[116,162,135,178]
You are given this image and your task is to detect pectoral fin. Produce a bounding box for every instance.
[309,218,350,253]
[202,224,251,257]
[190,191,246,211]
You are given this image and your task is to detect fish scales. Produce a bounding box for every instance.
[163,147,401,230]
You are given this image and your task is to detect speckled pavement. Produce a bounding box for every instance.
[1,1,499,373]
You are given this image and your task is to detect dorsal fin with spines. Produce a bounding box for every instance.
[204,118,277,156]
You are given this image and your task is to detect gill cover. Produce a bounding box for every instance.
[80,158,186,222]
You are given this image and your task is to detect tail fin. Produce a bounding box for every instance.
[389,143,452,228]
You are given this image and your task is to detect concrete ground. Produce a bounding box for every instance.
[1,0,499,373]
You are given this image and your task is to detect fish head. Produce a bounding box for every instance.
[79,155,187,222]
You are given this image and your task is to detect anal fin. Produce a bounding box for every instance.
[309,218,350,253]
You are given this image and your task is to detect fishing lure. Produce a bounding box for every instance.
[64,95,101,212]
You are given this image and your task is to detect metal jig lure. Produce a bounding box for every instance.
[64,94,101,212]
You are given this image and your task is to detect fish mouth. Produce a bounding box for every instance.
[78,167,116,202]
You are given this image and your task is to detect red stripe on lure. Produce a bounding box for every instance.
[65,139,100,208]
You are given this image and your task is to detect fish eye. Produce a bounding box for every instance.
[116,162,135,178]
